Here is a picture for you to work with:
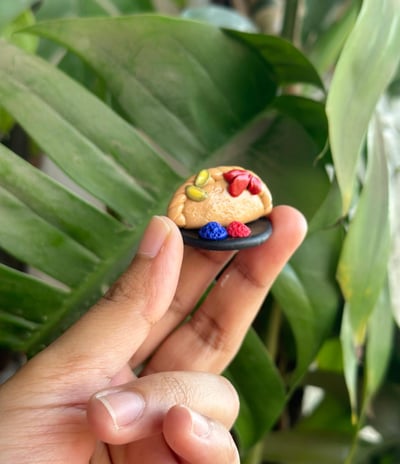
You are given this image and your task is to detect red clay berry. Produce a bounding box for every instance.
[227,221,251,238]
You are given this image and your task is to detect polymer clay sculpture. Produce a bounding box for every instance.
[167,166,273,250]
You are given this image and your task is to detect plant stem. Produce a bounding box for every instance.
[243,440,265,464]
[281,0,300,44]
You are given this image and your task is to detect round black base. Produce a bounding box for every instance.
[180,217,272,251]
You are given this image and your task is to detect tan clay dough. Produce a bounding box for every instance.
[167,166,273,229]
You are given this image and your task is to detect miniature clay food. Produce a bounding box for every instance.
[167,166,273,236]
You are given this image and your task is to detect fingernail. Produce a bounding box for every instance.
[189,408,211,438]
[95,390,145,429]
[137,216,171,258]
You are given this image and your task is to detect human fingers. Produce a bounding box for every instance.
[130,246,234,367]
[144,205,307,374]
[87,371,239,445]
[34,216,183,383]
[163,405,240,464]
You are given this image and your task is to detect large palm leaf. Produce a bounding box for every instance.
[0,15,330,354]
[0,15,337,448]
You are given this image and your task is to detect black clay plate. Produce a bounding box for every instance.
[180,217,272,251]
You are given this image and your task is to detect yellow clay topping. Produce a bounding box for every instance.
[186,185,208,202]
[194,169,210,187]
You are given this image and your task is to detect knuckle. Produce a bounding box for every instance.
[102,274,143,304]
[169,293,188,320]
[232,258,265,289]
[189,309,232,355]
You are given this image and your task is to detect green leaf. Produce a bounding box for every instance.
[35,0,152,19]
[0,0,36,31]
[308,0,360,75]
[34,0,153,101]
[225,328,286,449]
[181,6,258,32]
[0,16,333,357]
[270,95,328,152]
[316,338,344,374]
[0,9,38,136]
[0,39,179,223]
[0,143,126,258]
[340,305,359,420]
[308,178,343,232]
[272,226,343,387]
[27,15,332,219]
[0,40,180,353]
[28,15,278,168]
[216,108,331,222]
[1,9,38,52]
[0,263,67,346]
[226,29,325,89]
[365,280,394,398]
[337,113,391,342]
[326,0,400,214]
[0,182,99,286]
[263,429,352,464]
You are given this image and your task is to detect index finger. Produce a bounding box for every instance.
[38,216,184,378]
[143,205,307,374]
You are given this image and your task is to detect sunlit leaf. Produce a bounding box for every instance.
[366,281,394,398]
[0,0,36,31]
[337,114,391,342]
[181,6,258,32]
[326,0,400,213]
[340,305,359,420]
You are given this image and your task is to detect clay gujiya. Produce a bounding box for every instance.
[167,166,273,250]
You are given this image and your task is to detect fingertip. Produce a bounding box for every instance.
[136,215,182,259]
[87,389,146,445]
[163,405,210,455]
[269,205,308,244]
[164,405,240,463]
[164,404,192,435]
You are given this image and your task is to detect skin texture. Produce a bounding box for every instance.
[0,206,307,464]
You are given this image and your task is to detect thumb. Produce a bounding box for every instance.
[87,371,239,445]
[42,216,183,376]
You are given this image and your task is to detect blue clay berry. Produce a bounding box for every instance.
[199,222,228,241]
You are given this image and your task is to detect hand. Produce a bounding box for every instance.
[0,206,306,463]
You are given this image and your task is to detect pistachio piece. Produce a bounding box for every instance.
[186,185,208,202]
[194,169,210,187]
